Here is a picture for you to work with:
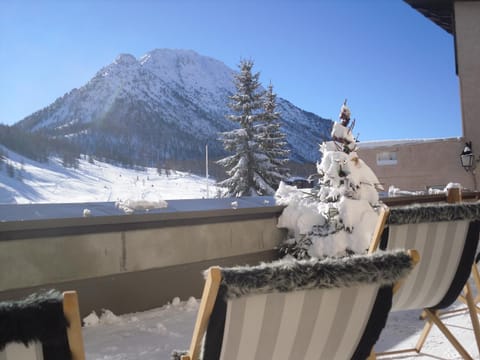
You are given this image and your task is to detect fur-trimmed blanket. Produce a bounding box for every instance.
[213,250,414,300]
[0,290,71,360]
[388,201,480,225]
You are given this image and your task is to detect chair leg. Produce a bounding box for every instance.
[414,311,434,352]
[423,309,473,360]
[462,264,480,312]
[472,263,480,305]
[465,281,480,357]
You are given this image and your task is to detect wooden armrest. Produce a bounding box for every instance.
[393,249,420,295]
[186,267,222,360]
[368,206,390,254]
[63,291,85,360]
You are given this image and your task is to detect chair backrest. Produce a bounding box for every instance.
[200,250,416,360]
[379,202,480,311]
[0,290,85,360]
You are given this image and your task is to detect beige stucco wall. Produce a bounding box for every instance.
[358,138,475,191]
[455,1,480,187]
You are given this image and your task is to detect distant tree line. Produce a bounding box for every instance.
[0,124,80,168]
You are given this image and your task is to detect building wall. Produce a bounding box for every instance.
[455,1,480,187]
[357,1,480,193]
[358,138,475,191]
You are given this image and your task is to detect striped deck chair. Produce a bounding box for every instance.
[173,249,418,360]
[374,202,480,359]
[0,290,85,360]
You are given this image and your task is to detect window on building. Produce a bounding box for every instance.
[376,151,398,165]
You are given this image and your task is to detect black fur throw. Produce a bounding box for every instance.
[0,289,71,360]
[208,250,414,300]
[388,201,480,225]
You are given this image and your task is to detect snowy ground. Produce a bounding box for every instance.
[83,292,480,359]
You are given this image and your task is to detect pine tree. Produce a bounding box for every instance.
[255,83,290,189]
[217,60,272,197]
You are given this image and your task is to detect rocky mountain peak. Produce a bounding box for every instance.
[15,49,333,166]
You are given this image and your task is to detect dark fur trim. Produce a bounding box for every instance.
[388,201,480,225]
[0,289,71,360]
[208,250,414,300]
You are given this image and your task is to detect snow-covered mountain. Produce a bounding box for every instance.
[15,49,332,165]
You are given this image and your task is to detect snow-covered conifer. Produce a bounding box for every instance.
[276,101,384,258]
[217,60,278,196]
[255,83,290,189]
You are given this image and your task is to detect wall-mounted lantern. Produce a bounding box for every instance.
[460,141,475,172]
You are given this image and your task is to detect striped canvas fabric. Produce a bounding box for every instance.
[383,220,469,311]
[218,284,381,360]
[0,342,43,360]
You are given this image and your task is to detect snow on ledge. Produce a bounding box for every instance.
[357,137,462,150]
[116,199,168,214]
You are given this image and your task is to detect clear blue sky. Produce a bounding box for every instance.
[0,0,460,141]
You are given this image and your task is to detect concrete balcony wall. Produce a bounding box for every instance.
[0,197,286,315]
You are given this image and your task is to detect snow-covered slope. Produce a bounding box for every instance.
[0,146,216,204]
[16,49,332,164]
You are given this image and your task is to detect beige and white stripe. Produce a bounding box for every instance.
[0,342,44,360]
[219,284,380,360]
[384,220,469,310]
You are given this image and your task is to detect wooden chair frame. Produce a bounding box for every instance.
[62,291,86,360]
[467,262,480,312]
[180,268,221,360]
[367,206,390,255]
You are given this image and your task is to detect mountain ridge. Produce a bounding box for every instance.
[15,48,333,166]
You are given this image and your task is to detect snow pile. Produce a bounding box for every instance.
[83,297,198,329]
[276,101,384,258]
[84,309,122,327]
[388,185,425,197]
[116,199,168,214]
[388,182,463,197]
[114,177,169,213]
[445,182,462,190]
[83,297,199,360]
